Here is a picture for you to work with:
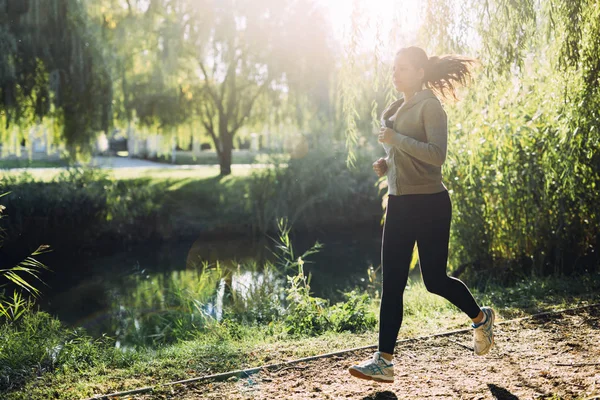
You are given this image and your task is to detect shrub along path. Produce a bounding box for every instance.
[114,304,600,399]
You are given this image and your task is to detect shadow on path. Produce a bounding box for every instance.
[362,390,398,400]
[488,383,520,399]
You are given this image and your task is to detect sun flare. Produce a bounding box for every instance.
[319,0,424,54]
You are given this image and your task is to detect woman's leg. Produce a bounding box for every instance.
[378,195,418,356]
[416,190,481,319]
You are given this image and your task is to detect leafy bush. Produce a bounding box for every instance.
[329,290,377,333]
[0,168,166,253]
[245,144,381,235]
[283,262,331,336]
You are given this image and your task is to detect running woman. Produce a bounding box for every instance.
[348,46,496,384]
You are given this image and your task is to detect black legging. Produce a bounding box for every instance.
[378,189,481,355]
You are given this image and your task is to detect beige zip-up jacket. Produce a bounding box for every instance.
[380,88,449,196]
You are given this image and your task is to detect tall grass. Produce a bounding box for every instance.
[0,311,138,394]
[0,193,50,322]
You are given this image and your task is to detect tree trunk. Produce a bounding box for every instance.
[219,130,233,176]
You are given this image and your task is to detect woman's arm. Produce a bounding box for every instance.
[383,100,448,166]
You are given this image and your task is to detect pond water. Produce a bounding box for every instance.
[36,227,384,344]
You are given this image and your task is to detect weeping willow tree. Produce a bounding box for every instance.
[179,0,335,175]
[99,0,197,157]
[336,0,599,277]
[87,0,336,174]
[0,0,112,160]
[415,0,600,278]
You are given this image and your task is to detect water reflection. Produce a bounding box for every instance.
[103,263,288,348]
[38,229,382,347]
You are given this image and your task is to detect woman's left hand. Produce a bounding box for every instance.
[377,127,396,144]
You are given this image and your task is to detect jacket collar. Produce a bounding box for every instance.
[381,88,437,122]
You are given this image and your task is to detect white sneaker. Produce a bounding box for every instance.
[472,306,495,355]
[348,351,394,383]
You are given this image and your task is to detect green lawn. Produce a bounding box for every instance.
[0,164,260,182]
[150,150,265,165]
[0,159,69,169]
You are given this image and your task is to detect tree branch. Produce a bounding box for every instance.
[220,53,238,100]
[198,61,225,115]
[198,97,221,157]
[232,76,271,133]
[224,61,238,127]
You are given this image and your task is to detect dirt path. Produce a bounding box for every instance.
[138,306,600,400]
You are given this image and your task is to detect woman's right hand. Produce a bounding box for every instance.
[373,157,388,177]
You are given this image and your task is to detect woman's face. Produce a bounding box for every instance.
[392,54,424,92]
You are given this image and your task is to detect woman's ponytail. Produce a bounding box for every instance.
[397,47,479,101]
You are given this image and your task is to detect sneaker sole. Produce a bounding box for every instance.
[348,367,394,383]
[475,308,496,356]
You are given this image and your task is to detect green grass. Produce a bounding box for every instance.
[3,271,599,400]
[159,172,252,233]
[150,150,272,165]
[0,164,259,182]
[104,164,259,183]
[0,159,69,169]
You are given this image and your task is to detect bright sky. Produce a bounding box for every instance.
[318,0,424,57]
